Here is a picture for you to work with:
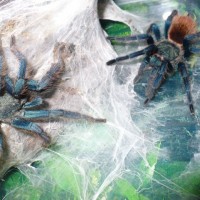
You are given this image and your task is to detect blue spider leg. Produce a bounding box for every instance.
[184,32,200,43]
[5,75,14,95]
[107,34,154,45]
[164,10,178,39]
[107,23,161,45]
[11,118,50,144]
[21,110,106,123]
[188,46,200,54]
[27,63,64,91]
[106,44,157,65]
[10,35,27,79]
[183,32,200,58]
[27,46,65,92]
[22,96,43,109]
[185,40,200,55]
[133,57,150,83]
[147,23,161,41]
[178,62,194,114]
[10,35,27,95]
[144,60,169,104]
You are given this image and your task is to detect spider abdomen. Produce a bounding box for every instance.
[168,15,197,45]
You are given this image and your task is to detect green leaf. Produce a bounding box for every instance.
[110,179,149,200]
[45,156,81,198]
[100,20,131,37]
[176,170,200,195]
[3,170,28,191]
[147,142,161,168]
[3,170,42,200]
[155,161,187,179]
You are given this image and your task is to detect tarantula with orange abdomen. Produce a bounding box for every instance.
[107,10,200,114]
[0,36,106,154]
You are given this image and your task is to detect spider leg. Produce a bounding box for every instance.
[5,75,14,95]
[22,96,43,109]
[21,110,106,123]
[133,57,150,83]
[144,59,170,104]
[178,62,194,114]
[164,10,178,39]
[183,32,200,43]
[10,35,27,95]
[107,34,154,45]
[107,44,157,65]
[11,118,50,144]
[183,32,200,58]
[188,46,200,54]
[27,44,65,92]
[107,23,161,44]
[147,23,161,41]
[10,36,27,79]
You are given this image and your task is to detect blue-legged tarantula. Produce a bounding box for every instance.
[107,10,200,114]
[0,36,106,152]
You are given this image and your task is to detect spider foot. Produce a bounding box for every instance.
[106,59,117,65]
[144,98,150,105]
[89,117,106,123]
[107,45,157,66]
[178,62,195,114]
[190,104,195,115]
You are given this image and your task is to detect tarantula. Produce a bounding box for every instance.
[107,10,200,114]
[0,36,106,152]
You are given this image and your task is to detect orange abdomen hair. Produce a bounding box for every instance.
[168,15,197,45]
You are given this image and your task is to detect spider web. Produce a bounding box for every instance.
[1,0,200,200]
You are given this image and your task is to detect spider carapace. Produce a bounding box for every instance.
[107,10,200,114]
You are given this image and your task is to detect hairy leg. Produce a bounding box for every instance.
[10,36,27,96]
[27,44,65,92]
[11,118,50,144]
[21,109,106,123]
[107,44,157,65]
[147,23,161,41]
[164,10,178,39]
[22,97,43,109]
[107,33,154,45]
[178,62,194,114]
[145,57,171,104]
[134,57,150,83]
[183,32,200,58]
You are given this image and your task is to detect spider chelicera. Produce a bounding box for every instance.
[107,10,200,114]
[0,36,106,153]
